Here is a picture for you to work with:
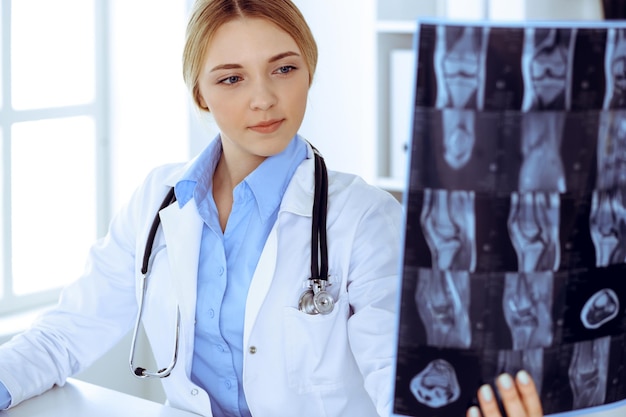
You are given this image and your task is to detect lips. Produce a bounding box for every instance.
[249,119,284,134]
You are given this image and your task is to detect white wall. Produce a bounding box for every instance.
[107,0,190,212]
[523,0,603,20]
[293,0,378,182]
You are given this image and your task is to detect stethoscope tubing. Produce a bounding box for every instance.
[130,187,180,378]
[129,148,329,379]
[311,147,329,281]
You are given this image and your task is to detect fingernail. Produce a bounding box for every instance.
[498,373,514,390]
[468,406,480,417]
[517,370,530,385]
[480,384,493,402]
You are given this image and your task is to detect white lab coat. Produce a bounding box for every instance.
[0,144,403,417]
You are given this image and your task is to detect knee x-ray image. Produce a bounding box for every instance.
[415,269,471,348]
[410,359,462,408]
[508,192,561,272]
[580,288,620,330]
[604,28,626,109]
[590,188,626,265]
[502,272,554,349]
[519,114,566,193]
[522,28,573,111]
[395,20,626,417]
[442,109,475,170]
[421,189,476,271]
[435,25,486,109]
[568,337,611,409]
[596,112,626,190]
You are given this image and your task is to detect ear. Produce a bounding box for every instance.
[198,95,209,111]
[195,88,210,111]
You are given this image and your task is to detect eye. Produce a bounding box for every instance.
[219,75,242,85]
[275,65,296,75]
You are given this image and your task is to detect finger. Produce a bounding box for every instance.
[497,373,527,417]
[467,405,482,417]
[477,384,502,417]
[516,370,543,417]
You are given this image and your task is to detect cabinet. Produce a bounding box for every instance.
[374,1,444,192]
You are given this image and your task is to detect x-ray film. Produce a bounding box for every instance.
[394,20,626,417]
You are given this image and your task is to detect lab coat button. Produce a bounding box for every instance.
[191,388,198,396]
[249,346,257,354]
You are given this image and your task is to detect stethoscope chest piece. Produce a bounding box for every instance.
[299,278,335,315]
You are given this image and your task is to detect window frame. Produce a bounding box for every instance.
[0,0,111,315]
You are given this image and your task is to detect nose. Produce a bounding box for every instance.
[249,78,277,111]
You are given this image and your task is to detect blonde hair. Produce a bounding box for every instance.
[183,0,318,110]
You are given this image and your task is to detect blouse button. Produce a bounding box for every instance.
[190,388,199,396]
[249,346,257,354]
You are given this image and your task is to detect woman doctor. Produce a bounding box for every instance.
[0,0,542,416]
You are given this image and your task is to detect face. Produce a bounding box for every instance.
[197,18,310,167]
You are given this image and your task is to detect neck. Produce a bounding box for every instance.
[214,151,265,191]
[213,152,264,233]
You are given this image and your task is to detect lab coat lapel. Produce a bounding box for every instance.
[243,223,278,348]
[159,200,203,329]
[242,150,315,347]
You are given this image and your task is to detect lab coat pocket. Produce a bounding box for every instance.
[283,297,350,394]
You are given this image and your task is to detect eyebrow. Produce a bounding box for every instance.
[209,51,301,72]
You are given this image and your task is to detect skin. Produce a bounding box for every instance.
[196,17,310,231]
[468,372,543,417]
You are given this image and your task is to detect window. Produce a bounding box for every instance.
[0,0,109,314]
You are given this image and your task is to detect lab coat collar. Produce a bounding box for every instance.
[164,140,318,217]
[277,142,316,217]
[162,157,197,189]
[155,140,318,369]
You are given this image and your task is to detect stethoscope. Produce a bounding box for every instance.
[129,148,334,379]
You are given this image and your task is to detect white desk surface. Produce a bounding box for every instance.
[0,379,198,417]
[2,378,624,417]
